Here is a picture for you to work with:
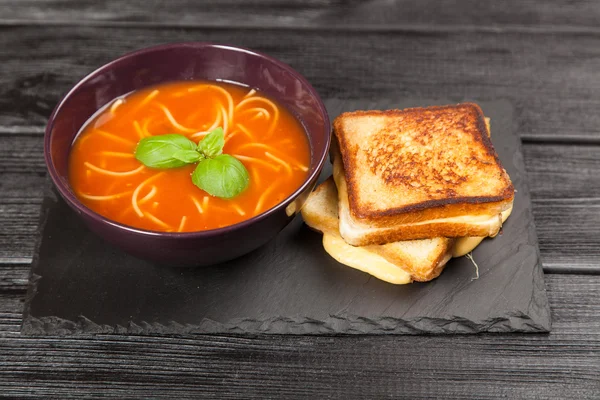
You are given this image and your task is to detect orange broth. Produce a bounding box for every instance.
[68,81,310,232]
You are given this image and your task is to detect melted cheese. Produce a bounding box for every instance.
[322,233,412,284]
[319,207,512,284]
[452,206,513,257]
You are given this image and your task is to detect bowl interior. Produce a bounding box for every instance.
[46,43,330,224]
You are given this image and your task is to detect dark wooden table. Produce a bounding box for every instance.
[1,1,600,398]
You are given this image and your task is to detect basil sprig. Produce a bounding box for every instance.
[134,128,249,199]
[135,134,198,169]
[197,127,224,157]
[192,155,249,199]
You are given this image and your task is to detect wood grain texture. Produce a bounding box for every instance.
[0,275,599,399]
[2,0,600,31]
[1,26,600,140]
[533,200,600,269]
[523,144,600,199]
[0,264,30,291]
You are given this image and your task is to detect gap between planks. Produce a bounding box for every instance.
[2,19,600,36]
[4,128,600,146]
[532,198,600,204]
[544,264,600,274]
[521,134,600,145]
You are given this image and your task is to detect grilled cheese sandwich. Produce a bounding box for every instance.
[301,103,514,284]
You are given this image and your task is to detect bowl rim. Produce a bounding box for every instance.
[44,41,331,239]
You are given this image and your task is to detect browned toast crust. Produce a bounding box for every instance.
[333,103,514,226]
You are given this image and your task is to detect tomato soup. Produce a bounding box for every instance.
[68,81,310,232]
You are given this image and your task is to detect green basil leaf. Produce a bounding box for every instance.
[191,154,249,199]
[135,134,198,169]
[197,127,225,158]
[173,149,203,164]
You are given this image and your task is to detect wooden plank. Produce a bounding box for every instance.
[2,0,600,31]
[1,132,600,267]
[0,264,30,291]
[533,200,600,269]
[523,143,600,199]
[1,26,600,140]
[0,293,23,333]
[0,133,45,173]
[0,274,598,398]
[0,201,41,262]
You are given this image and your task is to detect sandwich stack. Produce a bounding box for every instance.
[301,103,515,283]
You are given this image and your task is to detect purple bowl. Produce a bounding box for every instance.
[44,43,330,266]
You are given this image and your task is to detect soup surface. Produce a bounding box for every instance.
[68,81,310,232]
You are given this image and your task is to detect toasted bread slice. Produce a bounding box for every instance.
[332,103,514,228]
[332,143,503,245]
[301,178,340,235]
[301,178,454,282]
[322,234,413,284]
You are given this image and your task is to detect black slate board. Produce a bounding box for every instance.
[22,99,551,335]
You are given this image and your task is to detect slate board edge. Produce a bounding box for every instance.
[21,310,549,336]
[21,178,58,333]
[505,99,552,333]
